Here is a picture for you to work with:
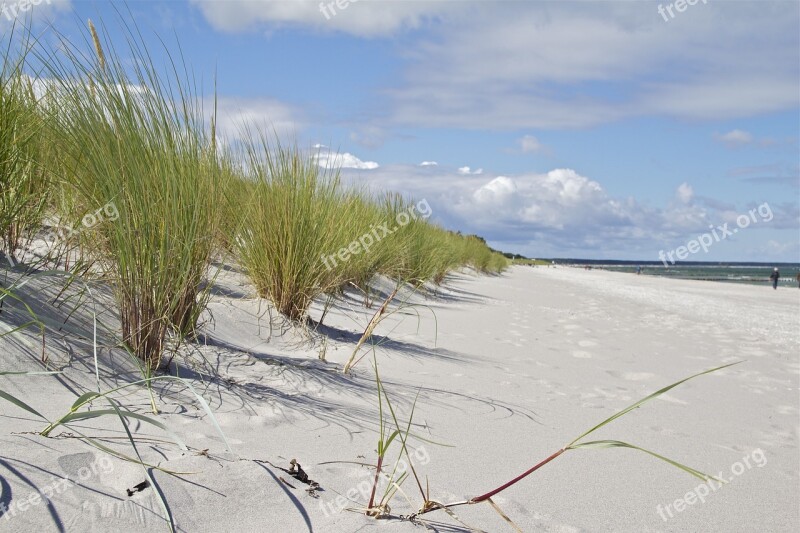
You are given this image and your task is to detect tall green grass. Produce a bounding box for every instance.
[38,20,223,371]
[227,145,509,322]
[7,12,507,342]
[0,32,49,258]
[232,136,364,320]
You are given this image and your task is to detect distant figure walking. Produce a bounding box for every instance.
[769,267,780,290]
[636,265,642,275]
[796,272,800,289]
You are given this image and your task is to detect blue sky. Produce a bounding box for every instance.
[8,0,800,261]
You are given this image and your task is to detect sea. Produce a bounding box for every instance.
[549,260,800,287]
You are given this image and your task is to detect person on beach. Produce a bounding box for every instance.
[636,265,642,275]
[769,267,780,289]
[796,272,800,289]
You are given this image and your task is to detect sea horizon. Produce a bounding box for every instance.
[539,259,800,286]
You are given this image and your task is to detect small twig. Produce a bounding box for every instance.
[279,477,296,489]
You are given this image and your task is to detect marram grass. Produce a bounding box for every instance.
[228,146,510,322]
[231,135,363,320]
[0,30,49,258]
[10,11,508,354]
[39,19,223,371]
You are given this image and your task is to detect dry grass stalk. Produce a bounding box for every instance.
[342,286,399,374]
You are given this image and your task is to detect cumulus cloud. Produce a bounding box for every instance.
[336,163,796,260]
[473,176,517,206]
[313,145,379,170]
[419,161,438,166]
[713,129,787,149]
[458,166,483,175]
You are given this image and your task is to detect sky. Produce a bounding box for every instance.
[5,0,800,261]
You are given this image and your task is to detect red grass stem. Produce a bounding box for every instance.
[367,454,384,510]
[469,448,566,504]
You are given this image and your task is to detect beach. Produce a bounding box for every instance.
[1,265,798,532]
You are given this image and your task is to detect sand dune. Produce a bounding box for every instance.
[1,265,798,532]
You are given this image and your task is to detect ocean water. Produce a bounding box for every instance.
[562,262,800,286]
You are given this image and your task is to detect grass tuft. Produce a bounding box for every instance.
[39,17,224,371]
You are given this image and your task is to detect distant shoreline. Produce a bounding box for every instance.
[542,259,800,268]
[525,262,800,287]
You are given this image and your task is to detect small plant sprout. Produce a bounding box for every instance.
[351,361,740,529]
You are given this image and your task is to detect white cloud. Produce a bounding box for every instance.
[714,129,754,147]
[388,2,799,129]
[313,146,379,170]
[518,135,547,154]
[336,163,797,260]
[213,97,302,141]
[192,2,797,131]
[190,0,459,37]
[473,176,517,205]
[677,182,694,204]
[419,161,438,166]
[458,166,483,175]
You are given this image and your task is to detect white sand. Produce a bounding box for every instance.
[1,265,798,532]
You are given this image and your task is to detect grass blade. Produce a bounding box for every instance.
[106,397,175,533]
[567,361,741,447]
[56,409,188,451]
[0,389,48,420]
[568,440,724,483]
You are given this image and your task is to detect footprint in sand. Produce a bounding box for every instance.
[578,340,597,347]
[572,350,592,358]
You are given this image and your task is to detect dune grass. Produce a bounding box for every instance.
[228,145,509,322]
[37,19,223,372]
[0,32,49,260]
[231,135,364,320]
[3,9,507,371]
